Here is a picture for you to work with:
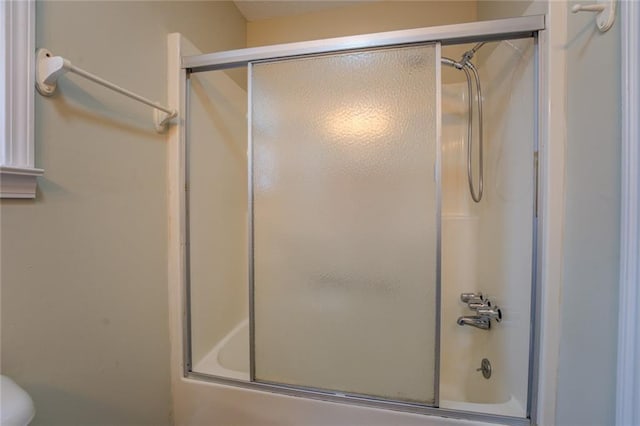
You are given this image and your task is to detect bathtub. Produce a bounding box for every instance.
[193,318,525,418]
[193,319,250,381]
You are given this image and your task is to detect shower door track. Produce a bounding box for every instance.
[180,14,545,426]
[182,15,544,72]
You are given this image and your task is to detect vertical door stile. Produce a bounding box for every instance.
[248,62,256,382]
[434,41,442,408]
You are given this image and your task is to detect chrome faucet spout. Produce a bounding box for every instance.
[457,315,491,330]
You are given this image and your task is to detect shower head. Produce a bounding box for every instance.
[441,57,464,70]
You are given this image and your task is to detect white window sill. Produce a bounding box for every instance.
[0,166,44,199]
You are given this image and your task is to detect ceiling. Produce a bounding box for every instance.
[233,1,376,21]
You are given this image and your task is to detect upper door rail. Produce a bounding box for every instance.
[182,15,545,73]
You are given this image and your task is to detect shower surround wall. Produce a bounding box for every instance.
[475,38,535,410]
[188,67,248,368]
[440,38,534,416]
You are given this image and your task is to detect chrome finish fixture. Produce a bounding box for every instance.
[477,358,492,379]
[468,298,492,310]
[476,306,503,322]
[460,292,483,303]
[458,291,503,329]
[440,57,460,69]
[457,315,491,330]
[442,45,485,203]
[459,292,490,309]
[464,60,484,202]
[461,42,486,65]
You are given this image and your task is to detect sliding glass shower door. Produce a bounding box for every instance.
[251,44,441,404]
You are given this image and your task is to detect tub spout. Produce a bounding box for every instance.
[457,315,491,330]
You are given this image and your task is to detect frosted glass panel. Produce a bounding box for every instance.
[252,44,440,404]
[187,68,249,379]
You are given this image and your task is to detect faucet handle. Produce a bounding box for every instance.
[460,292,483,303]
[477,306,502,322]
[468,299,492,310]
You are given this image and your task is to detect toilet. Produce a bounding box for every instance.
[0,376,35,426]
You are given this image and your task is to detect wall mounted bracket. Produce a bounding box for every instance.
[572,0,616,32]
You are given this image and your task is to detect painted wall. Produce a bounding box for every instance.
[0,2,246,424]
[247,1,478,84]
[555,2,620,425]
[246,1,476,47]
[476,1,538,22]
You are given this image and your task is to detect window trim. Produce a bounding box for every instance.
[1,0,43,199]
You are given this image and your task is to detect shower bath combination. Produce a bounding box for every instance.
[442,42,485,203]
[180,15,541,426]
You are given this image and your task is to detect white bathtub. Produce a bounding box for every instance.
[193,319,250,381]
[193,318,524,418]
[440,381,525,417]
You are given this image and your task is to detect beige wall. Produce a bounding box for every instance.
[247,1,477,84]
[247,1,477,46]
[477,0,538,21]
[556,2,620,425]
[0,2,246,424]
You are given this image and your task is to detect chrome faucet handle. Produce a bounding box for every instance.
[468,299,492,310]
[460,292,483,303]
[476,306,502,322]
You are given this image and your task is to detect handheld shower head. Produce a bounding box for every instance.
[441,57,464,70]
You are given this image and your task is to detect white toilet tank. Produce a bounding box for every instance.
[0,376,35,426]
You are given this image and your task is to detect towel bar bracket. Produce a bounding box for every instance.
[571,0,616,32]
[35,48,177,133]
